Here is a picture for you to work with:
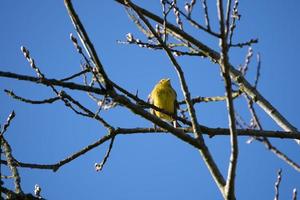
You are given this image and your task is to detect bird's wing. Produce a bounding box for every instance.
[172,88,182,127]
[172,88,179,113]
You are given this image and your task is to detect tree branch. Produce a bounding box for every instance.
[2,137,23,194]
[292,188,297,200]
[114,0,299,144]
[64,0,112,90]
[246,96,300,172]
[1,127,299,172]
[95,133,116,172]
[59,68,91,82]
[178,90,241,105]
[1,187,43,200]
[217,0,238,198]
[4,89,60,104]
[0,71,106,95]
[125,0,227,195]
[1,111,23,195]
[274,169,282,200]
[200,0,211,31]
[0,111,15,137]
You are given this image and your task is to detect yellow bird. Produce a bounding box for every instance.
[148,78,179,127]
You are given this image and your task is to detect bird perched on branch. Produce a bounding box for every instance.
[148,78,179,128]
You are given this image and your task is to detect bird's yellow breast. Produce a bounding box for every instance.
[151,84,176,121]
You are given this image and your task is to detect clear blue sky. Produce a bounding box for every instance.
[1,1,300,199]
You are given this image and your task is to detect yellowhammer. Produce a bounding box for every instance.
[148,78,179,127]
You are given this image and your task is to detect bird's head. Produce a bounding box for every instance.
[159,78,171,86]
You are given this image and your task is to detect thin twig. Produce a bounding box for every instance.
[95,134,116,172]
[200,0,211,31]
[60,68,91,82]
[21,46,96,121]
[125,7,153,39]
[225,0,232,37]
[274,169,282,200]
[0,111,17,195]
[0,111,16,137]
[230,38,258,48]
[165,0,219,37]
[80,64,101,102]
[254,53,261,88]
[0,71,106,95]
[240,47,253,76]
[70,33,91,65]
[118,38,205,57]
[228,0,240,45]
[64,0,112,90]
[1,175,14,179]
[178,90,241,105]
[126,5,211,58]
[4,89,60,104]
[256,137,300,172]
[246,96,300,172]
[70,33,102,102]
[292,188,297,200]
[60,91,113,129]
[171,1,183,30]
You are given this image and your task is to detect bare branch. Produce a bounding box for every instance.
[0,111,17,195]
[217,0,238,198]
[125,0,226,195]
[59,68,91,82]
[60,91,113,129]
[178,90,241,105]
[1,187,43,200]
[19,46,106,125]
[0,111,15,137]
[20,46,43,78]
[118,37,205,57]
[1,175,14,179]
[1,137,23,194]
[292,188,297,200]
[230,38,258,48]
[4,89,60,105]
[64,0,112,90]
[34,184,42,199]
[228,0,240,45]
[95,134,116,172]
[254,53,261,88]
[225,0,232,37]
[0,68,192,129]
[1,126,300,174]
[125,8,153,39]
[256,137,300,172]
[115,0,299,143]
[200,0,211,31]
[70,33,91,65]
[240,47,253,76]
[0,71,106,95]
[165,0,219,37]
[246,96,300,172]
[172,1,183,31]
[274,169,282,200]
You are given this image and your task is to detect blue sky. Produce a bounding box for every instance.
[1,1,300,199]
